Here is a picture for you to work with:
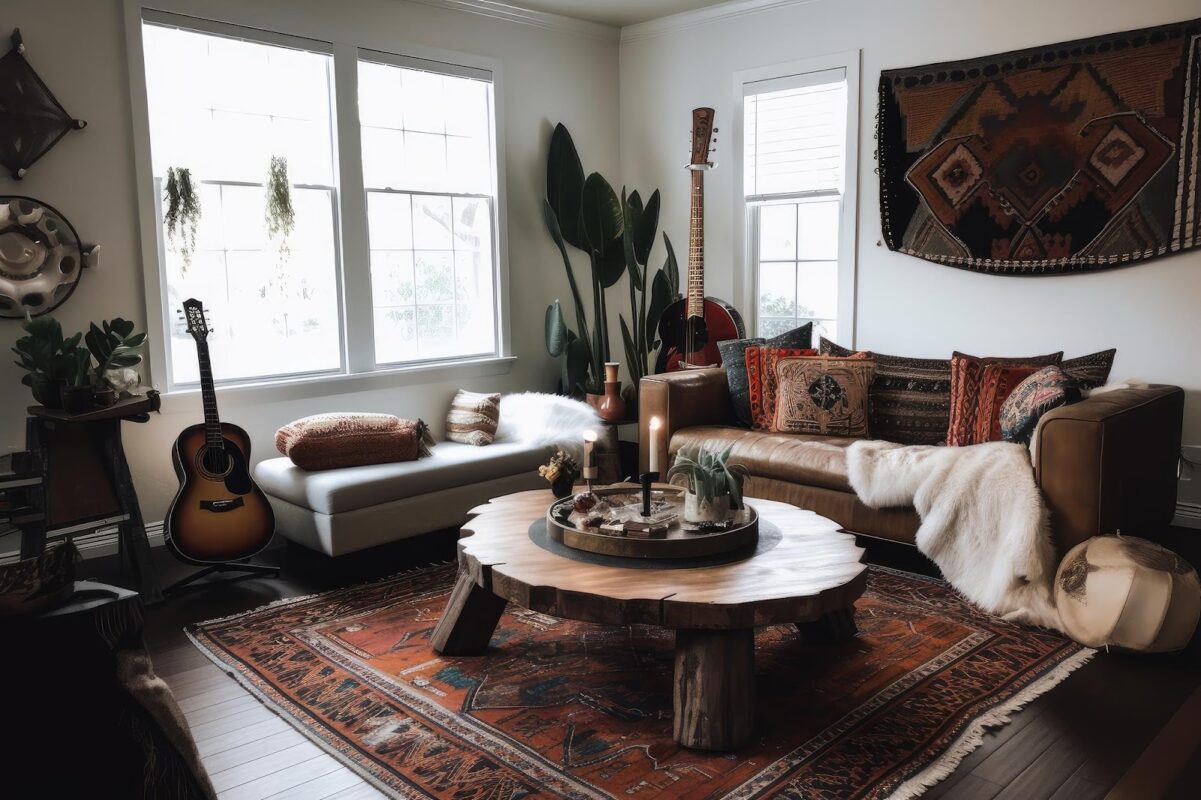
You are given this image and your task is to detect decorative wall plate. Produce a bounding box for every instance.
[0,197,99,318]
[0,29,87,180]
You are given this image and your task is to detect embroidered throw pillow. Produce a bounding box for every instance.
[718,322,813,427]
[1000,366,1083,444]
[821,337,952,445]
[1062,348,1116,389]
[772,355,875,437]
[445,390,501,446]
[275,413,433,471]
[745,345,818,430]
[972,365,1042,443]
[946,351,1063,446]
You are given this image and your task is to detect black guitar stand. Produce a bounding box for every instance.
[163,560,281,597]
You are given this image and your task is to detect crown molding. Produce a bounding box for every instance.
[621,0,819,44]
[404,0,619,41]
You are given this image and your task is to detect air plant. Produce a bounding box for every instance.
[164,167,201,269]
[667,445,749,509]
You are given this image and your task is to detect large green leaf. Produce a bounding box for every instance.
[546,123,586,251]
[563,331,591,396]
[647,269,674,351]
[633,189,660,267]
[545,301,568,357]
[619,315,639,384]
[595,242,626,289]
[580,173,623,260]
[662,232,681,293]
[621,193,641,288]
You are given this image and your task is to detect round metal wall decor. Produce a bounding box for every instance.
[0,197,98,318]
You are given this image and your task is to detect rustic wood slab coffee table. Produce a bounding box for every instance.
[431,489,866,751]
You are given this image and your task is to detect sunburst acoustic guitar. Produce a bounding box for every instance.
[164,298,275,571]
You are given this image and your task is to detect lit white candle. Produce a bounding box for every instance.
[582,429,597,480]
[648,416,663,474]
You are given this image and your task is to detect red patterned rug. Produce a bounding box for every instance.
[188,564,1090,799]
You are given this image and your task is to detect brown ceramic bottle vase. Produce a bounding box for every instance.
[598,362,626,423]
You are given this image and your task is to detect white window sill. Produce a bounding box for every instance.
[154,355,516,414]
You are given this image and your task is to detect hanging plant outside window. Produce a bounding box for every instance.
[164,167,201,271]
[265,155,295,260]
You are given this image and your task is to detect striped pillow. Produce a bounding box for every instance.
[446,390,500,446]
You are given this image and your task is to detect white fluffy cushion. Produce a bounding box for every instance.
[494,392,600,461]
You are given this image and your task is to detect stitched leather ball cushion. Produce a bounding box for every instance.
[276,413,432,471]
[946,351,1062,446]
[717,322,812,427]
[745,345,818,430]
[445,390,501,446]
[1000,366,1083,445]
[772,355,876,437]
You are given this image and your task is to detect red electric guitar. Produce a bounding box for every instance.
[654,107,745,372]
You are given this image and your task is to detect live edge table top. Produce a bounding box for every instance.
[452,488,867,630]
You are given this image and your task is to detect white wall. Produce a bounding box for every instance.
[0,0,619,522]
[619,0,1201,506]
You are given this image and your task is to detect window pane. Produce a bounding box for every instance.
[797,261,838,320]
[758,204,797,261]
[744,74,847,196]
[143,23,341,385]
[798,200,840,261]
[360,58,498,365]
[759,318,798,339]
[758,261,796,319]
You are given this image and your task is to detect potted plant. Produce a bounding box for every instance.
[11,315,88,409]
[667,445,749,526]
[538,450,582,499]
[85,318,146,406]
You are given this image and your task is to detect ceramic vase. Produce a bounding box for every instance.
[598,380,626,422]
[684,492,735,525]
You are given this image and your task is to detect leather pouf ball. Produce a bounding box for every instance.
[1056,535,1200,652]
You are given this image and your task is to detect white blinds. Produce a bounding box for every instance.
[744,67,847,199]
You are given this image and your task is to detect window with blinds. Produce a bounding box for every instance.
[744,67,849,342]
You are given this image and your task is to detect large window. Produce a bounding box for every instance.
[743,65,854,343]
[138,15,502,389]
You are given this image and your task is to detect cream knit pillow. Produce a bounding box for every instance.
[445,390,500,446]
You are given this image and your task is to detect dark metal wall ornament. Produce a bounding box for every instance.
[878,17,1201,275]
[0,29,87,180]
[0,197,99,318]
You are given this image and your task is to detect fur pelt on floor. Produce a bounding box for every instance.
[847,440,1062,631]
[494,392,600,460]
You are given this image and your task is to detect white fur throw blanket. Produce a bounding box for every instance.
[493,392,599,461]
[847,440,1062,631]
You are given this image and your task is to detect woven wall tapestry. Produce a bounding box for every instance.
[878,18,1201,274]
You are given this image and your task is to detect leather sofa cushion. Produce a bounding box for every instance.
[669,425,855,494]
[255,440,548,514]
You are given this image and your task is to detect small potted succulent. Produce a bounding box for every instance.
[667,445,749,526]
[538,450,582,499]
[11,315,88,409]
[85,318,146,407]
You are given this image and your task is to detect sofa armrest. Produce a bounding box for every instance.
[639,368,734,472]
[1034,385,1184,552]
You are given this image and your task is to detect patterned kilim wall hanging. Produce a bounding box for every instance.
[878,18,1201,274]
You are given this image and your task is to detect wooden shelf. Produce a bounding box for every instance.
[28,393,160,423]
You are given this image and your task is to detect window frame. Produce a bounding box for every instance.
[124,3,512,397]
[732,51,860,346]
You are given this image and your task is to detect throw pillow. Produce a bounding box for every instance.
[275,413,434,471]
[772,355,875,437]
[1000,366,1083,444]
[946,351,1063,446]
[717,322,813,427]
[745,345,818,430]
[821,337,952,445]
[972,364,1042,443]
[1062,348,1116,389]
[446,390,501,446]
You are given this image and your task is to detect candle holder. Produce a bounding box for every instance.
[639,471,660,517]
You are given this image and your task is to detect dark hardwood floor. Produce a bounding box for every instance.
[81,528,1201,800]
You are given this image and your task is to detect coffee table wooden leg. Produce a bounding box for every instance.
[796,608,858,643]
[431,571,507,656]
[673,628,756,751]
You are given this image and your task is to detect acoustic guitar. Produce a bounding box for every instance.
[654,107,745,372]
[164,299,274,565]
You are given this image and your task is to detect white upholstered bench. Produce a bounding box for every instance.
[254,440,547,556]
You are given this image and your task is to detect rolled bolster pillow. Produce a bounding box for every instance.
[275,413,434,471]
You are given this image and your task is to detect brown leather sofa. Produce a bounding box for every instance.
[639,368,1184,554]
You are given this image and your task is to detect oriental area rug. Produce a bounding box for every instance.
[878,17,1201,273]
[188,564,1090,799]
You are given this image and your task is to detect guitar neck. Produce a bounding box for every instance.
[687,169,705,319]
[196,340,224,450]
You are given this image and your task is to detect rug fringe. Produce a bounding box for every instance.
[884,647,1096,800]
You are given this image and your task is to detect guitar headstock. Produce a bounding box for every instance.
[179,298,213,343]
[690,107,717,168]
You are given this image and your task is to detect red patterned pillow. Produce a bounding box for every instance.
[745,346,818,430]
[972,365,1041,443]
[947,351,1062,446]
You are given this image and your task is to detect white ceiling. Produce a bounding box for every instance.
[511,0,733,28]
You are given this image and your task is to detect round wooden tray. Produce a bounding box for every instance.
[547,486,758,559]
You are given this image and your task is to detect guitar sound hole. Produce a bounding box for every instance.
[198,445,232,477]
